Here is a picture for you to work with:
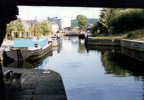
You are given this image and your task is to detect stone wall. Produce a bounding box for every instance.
[87,37,120,46]
[87,37,144,52]
[87,37,144,62]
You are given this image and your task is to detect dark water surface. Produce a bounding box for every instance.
[35,37,144,100]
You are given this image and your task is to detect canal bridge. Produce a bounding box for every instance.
[0,0,144,100]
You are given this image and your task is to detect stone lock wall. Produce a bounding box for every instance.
[88,38,144,52]
[87,37,144,62]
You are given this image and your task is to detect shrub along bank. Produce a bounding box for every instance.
[90,8,144,39]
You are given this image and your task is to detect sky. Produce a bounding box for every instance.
[18,6,102,27]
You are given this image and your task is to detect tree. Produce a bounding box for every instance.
[6,19,24,38]
[14,18,24,32]
[40,20,52,35]
[33,22,41,37]
[99,8,116,33]
[77,15,88,30]
[6,21,15,34]
[6,19,24,34]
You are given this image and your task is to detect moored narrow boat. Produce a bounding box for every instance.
[3,37,52,61]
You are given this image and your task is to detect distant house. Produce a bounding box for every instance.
[47,17,62,33]
[51,23,60,33]
[7,20,36,39]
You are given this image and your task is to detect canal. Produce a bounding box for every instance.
[3,36,144,100]
[35,36,144,100]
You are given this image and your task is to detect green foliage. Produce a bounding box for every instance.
[40,20,52,35]
[109,9,144,33]
[91,8,144,36]
[6,18,53,38]
[14,18,24,32]
[6,21,15,34]
[6,19,24,38]
[33,22,41,37]
[77,15,88,30]
[6,18,24,34]
[90,22,107,35]
[123,29,144,39]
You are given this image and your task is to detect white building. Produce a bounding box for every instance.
[51,23,59,33]
[48,17,62,33]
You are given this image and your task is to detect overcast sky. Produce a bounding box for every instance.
[18,6,102,27]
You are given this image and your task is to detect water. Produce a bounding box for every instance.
[35,37,144,100]
[3,36,144,100]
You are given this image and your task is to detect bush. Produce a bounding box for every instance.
[91,9,144,35]
[90,22,107,35]
[123,28,144,39]
[109,9,144,33]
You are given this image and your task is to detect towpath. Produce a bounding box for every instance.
[3,67,67,100]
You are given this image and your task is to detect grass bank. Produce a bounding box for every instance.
[92,28,144,41]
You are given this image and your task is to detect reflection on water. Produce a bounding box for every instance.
[78,40,86,54]
[36,37,144,100]
[101,50,144,77]
[87,46,144,78]
[2,36,144,100]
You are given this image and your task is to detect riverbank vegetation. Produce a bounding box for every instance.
[6,18,53,38]
[90,8,144,39]
[77,14,88,30]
